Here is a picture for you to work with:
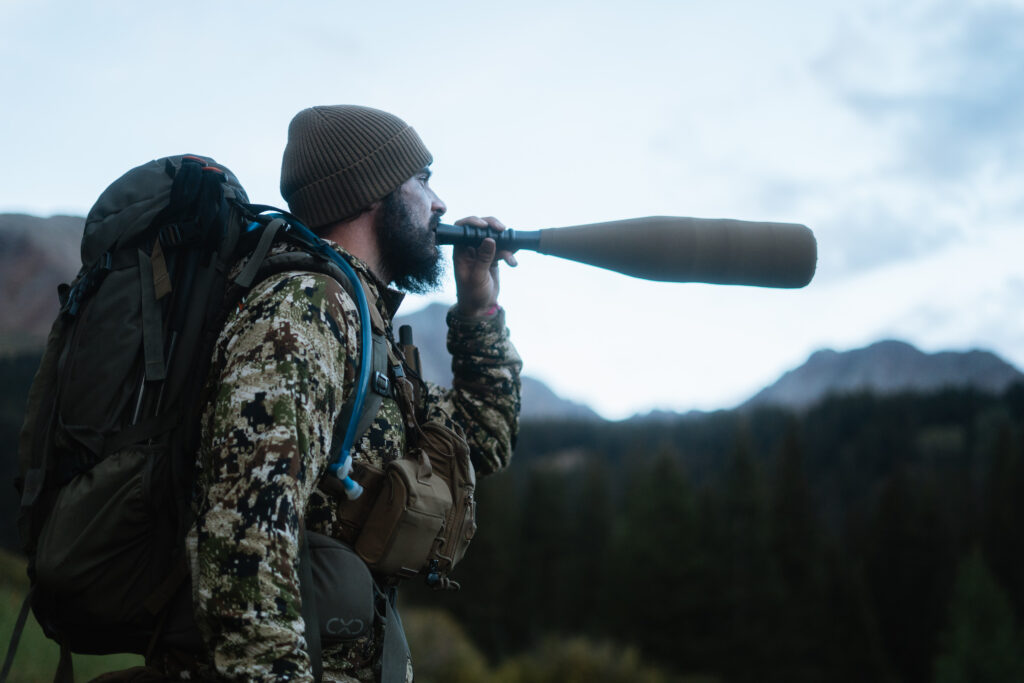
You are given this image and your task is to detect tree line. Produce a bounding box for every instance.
[406,386,1024,683]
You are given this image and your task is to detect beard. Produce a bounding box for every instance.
[374,191,444,294]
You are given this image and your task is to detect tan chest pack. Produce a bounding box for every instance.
[319,292,477,590]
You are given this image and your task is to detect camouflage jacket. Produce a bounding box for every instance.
[180,242,521,682]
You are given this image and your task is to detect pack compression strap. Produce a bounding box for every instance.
[0,590,32,683]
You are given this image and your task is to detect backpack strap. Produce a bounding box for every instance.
[234,247,390,481]
[334,333,389,455]
[138,248,168,382]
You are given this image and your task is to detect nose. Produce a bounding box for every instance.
[430,189,447,216]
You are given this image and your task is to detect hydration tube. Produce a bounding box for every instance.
[246,215,366,500]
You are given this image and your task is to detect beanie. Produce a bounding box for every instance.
[280,105,433,228]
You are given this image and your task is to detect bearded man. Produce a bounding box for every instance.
[181,105,522,682]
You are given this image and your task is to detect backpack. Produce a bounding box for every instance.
[2,154,390,681]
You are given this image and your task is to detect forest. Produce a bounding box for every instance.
[403,385,1024,682]
[2,351,1024,681]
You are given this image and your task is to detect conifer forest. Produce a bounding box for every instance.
[404,385,1024,682]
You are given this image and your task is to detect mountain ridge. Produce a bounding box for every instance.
[743,338,1024,411]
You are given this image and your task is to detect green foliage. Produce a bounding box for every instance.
[934,550,1024,683]
[491,637,688,683]
[403,607,490,683]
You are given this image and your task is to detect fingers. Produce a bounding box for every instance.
[453,215,518,266]
[454,215,506,231]
[475,237,497,267]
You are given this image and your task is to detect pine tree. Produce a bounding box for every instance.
[717,431,787,682]
[768,422,829,680]
[934,549,1024,682]
[606,447,701,669]
[563,457,613,635]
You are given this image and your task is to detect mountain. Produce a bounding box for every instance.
[393,302,601,421]
[744,339,1024,410]
[0,214,83,352]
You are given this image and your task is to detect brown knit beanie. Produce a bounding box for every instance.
[280,105,433,228]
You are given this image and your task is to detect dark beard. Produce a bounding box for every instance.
[375,192,444,294]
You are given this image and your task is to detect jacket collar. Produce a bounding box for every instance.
[324,240,406,322]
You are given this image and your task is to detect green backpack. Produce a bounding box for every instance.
[3,154,389,681]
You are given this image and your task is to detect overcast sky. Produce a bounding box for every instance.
[2,0,1022,419]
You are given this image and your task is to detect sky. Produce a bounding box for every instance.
[2,0,1022,419]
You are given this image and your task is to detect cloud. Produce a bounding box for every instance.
[891,276,1024,371]
[818,1,1024,181]
[815,199,962,276]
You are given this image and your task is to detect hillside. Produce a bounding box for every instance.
[393,302,600,421]
[0,214,82,352]
[744,339,1024,410]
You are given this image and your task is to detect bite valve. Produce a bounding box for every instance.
[329,451,363,500]
[340,474,363,500]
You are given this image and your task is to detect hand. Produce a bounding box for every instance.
[453,215,518,317]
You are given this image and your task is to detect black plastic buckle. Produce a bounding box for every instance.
[373,371,390,395]
[160,223,183,247]
[159,219,200,248]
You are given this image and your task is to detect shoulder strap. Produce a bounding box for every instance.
[334,333,389,452]
[239,248,389,474]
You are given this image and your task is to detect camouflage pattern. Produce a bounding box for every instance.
[176,243,521,682]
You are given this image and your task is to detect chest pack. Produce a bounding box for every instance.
[321,305,478,591]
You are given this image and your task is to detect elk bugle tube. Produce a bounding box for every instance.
[435,216,817,288]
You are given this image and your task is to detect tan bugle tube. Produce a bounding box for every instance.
[435,216,817,288]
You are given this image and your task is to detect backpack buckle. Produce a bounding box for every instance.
[159,219,200,248]
[373,371,390,396]
[159,223,183,247]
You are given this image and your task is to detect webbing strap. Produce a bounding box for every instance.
[0,590,32,683]
[298,531,323,683]
[138,249,167,382]
[168,159,202,210]
[379,588,411,683]
[102,411,180,456]
[54,643,73,683]
[332,333,389,455]
[234,218,285,289]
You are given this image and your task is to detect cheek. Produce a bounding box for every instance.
[410,189,434,216]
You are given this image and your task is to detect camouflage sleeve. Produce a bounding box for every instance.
[423,306,522,476]
[188,272,358,682]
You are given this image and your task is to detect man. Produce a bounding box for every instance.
[183,105,522,681]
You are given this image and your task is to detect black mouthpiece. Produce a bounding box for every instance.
[435,223,541,251]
